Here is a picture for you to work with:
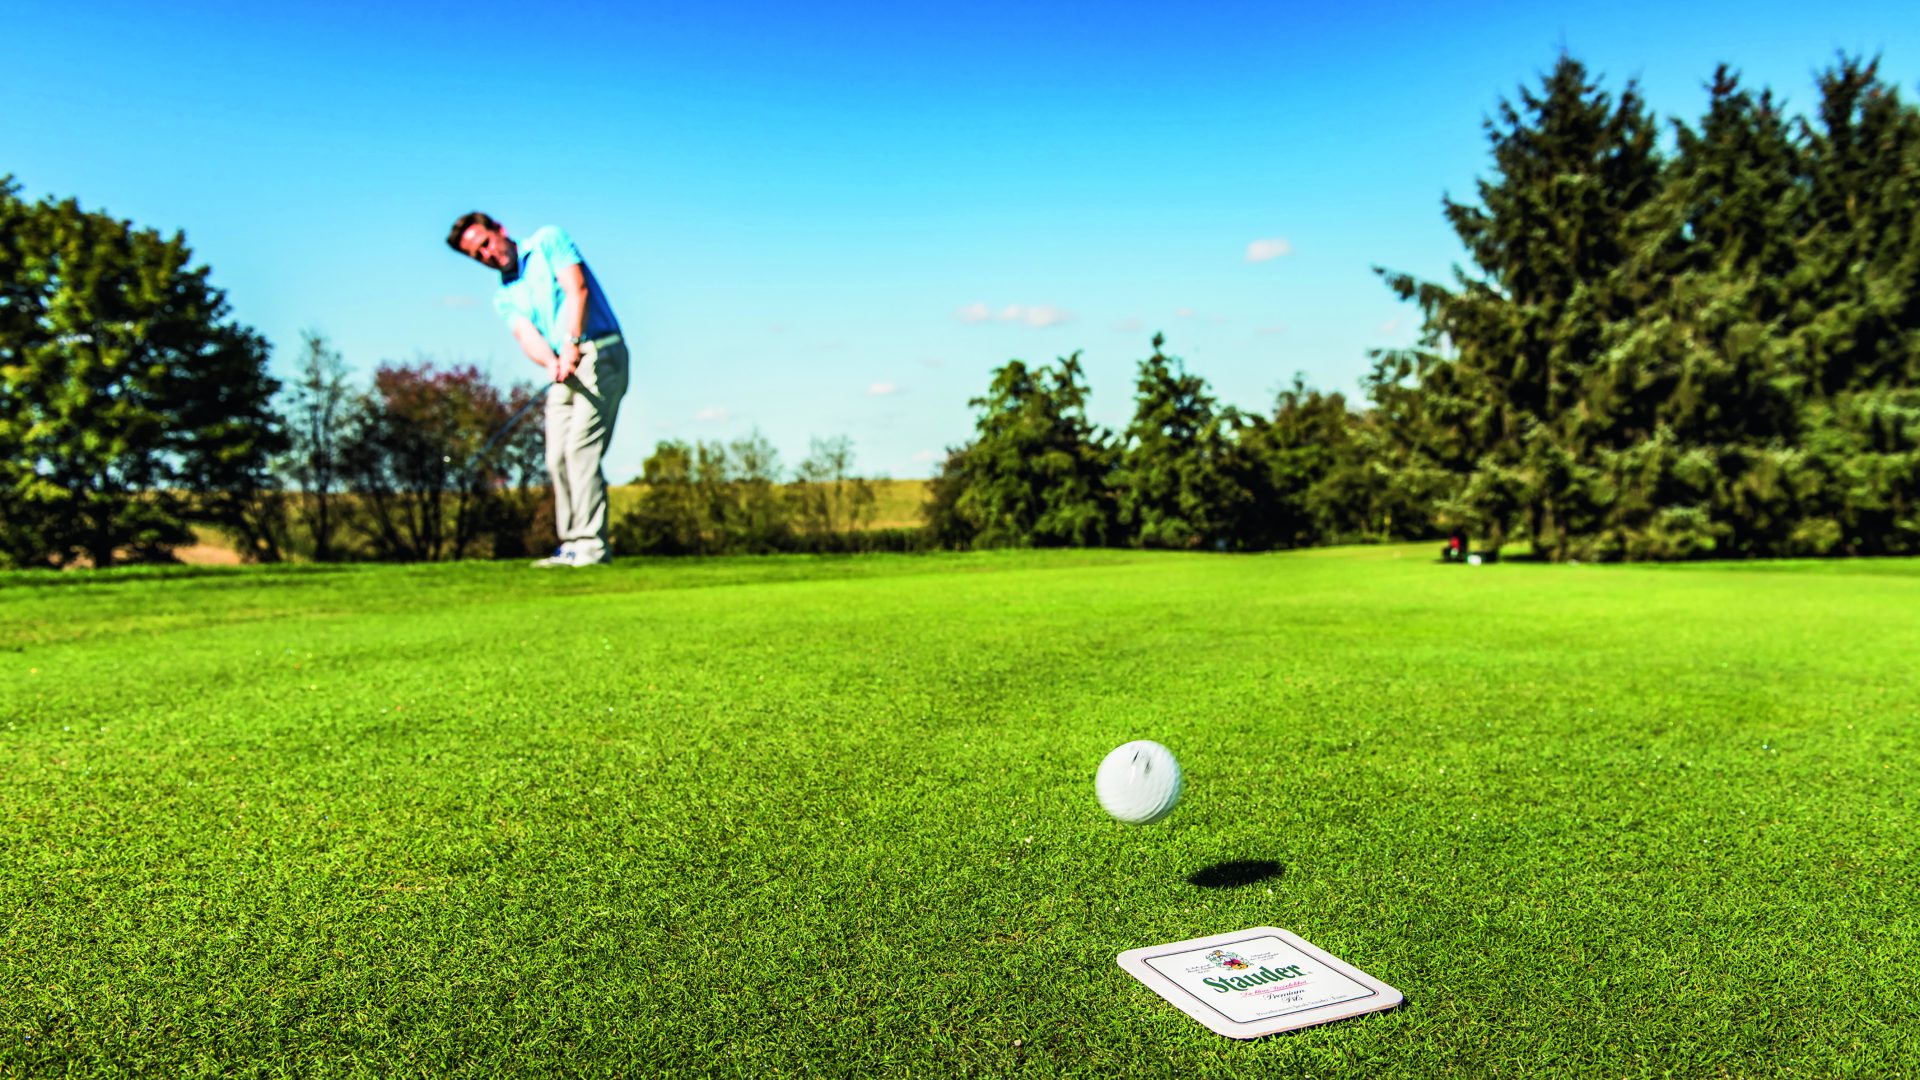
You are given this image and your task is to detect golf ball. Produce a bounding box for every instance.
[1095,740,1183,825]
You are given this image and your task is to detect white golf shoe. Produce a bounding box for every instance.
[531,545,573,568]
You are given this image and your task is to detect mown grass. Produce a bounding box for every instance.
[2,546,1915,1077]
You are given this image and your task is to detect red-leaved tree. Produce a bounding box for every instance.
[339,361,549,561]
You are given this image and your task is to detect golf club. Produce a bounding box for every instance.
[444,382,556,482]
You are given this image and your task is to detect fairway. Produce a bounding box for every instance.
[3,548,1916,1077]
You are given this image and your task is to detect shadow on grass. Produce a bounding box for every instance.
[1187,859,1284,889]
[0,562,362,589]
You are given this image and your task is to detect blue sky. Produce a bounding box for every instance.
[7,1,1916,480]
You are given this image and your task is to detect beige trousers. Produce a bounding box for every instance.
[546,336,628,562]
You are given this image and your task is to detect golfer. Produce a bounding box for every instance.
[448,212,627,567]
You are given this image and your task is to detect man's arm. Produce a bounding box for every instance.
[509,317,560,379]
[552,262,590,383]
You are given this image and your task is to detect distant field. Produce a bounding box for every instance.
[606,477,931,530]
[2,547,1915,1076]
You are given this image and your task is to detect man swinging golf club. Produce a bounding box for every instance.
[448,212,627,567]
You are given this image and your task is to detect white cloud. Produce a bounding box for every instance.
[958,302,1074,328]
[1245,237,1293,262]
[1174,307,1195,319]
[439,295,481,309]
[1112,317,1145,333]
[868,381,898,396]
[912,449,941,463]
[1377,317,1405,336]
[1257,324,1288,336]
[695,406,730,423]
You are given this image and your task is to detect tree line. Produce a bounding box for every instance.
[921,337,1413,552]
[1370,54,1920,560]
[0,181,1419,565]
[277,334,551,562]
[0,175,553,568]
[930,54,1920,560]
[0,171,901,567]
[3,52,1914,567]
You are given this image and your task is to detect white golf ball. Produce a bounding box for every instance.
[1095,740,1183,825]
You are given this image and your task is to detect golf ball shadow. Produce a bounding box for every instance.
[1186,859,1285,889]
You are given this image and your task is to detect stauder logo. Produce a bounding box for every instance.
[1205,949,1251,972]
[1201,960,1311,994]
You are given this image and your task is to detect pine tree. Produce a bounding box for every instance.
[954,354,1117,547]
[1600,67,1808,558]
[1792,58,1920,554]
[1236,377,1363,547]
[1113,334,1248,549]
[1378,55,1664,559]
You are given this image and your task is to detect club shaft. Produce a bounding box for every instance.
[473,385,551,463]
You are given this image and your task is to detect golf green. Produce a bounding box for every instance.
[3,547,1915,1076]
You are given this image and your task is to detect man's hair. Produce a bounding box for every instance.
[446,211,502,253]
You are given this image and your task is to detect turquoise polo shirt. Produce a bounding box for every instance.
[492,225,623,351]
